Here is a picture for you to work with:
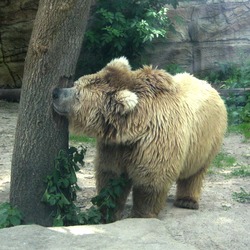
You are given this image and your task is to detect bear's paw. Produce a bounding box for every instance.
[174,197,199,210]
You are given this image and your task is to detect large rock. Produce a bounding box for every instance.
[0,219,197,250]
[0,0,38,88]
[147,0,250,74]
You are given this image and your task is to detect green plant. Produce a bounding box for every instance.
[203,61,250,88]
[223,90,250,140]
[42,146,130,226]
[76,0,179,76]
[42,146,86,226]
[69,134,96,144]
[77,174,130,224]
[230,166,250,177]
[0,202,23,229]
[164,63,184,74]
[212,152,236,168]
[91,174,130,223]
[225,91,250,123]
[232,188,250,203]
[240,102,250,123]
[228,123,250,140]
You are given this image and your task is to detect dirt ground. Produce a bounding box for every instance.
[0,100,249,250]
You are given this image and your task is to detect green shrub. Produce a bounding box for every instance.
[91,174,130,223]
[203,61,250,88]
[42,146,86,226]
[164,63,185,74]
[228,123,250,140]
[76,0,179,76]
[0,203,23,229]
[225,91,250,139]
[42,146,130,226]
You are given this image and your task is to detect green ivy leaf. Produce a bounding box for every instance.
[41,189,50,202]
[53,216,64,227]
[0,213,8,226]
[9,216,21,226]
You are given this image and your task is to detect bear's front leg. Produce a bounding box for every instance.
[131,185,168,218]
[95,141,133,222]
[96,170,132,222]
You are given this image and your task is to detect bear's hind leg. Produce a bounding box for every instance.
[174,167,208,209]
[96,171,132,221]
[131,185,169,218]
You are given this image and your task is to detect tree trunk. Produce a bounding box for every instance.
[10,0,91,226]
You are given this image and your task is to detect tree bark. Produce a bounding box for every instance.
[10,0,91,226]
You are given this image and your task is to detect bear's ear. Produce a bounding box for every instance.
[114,89,138,115]
[106,57,131,71]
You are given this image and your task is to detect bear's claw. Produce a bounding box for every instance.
[174,197,199,210]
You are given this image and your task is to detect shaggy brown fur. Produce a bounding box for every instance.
[52,57,227,220]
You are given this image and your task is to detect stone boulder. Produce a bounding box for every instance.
[147,0,250,74]
[0,0,38,88]
[0,219,197,250]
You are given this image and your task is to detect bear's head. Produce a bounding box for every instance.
[52,57,142,142]
[53,57,176,143]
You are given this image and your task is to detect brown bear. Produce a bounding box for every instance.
[52,57,227,220]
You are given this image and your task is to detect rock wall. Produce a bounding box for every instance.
[147,0,250,74]
[1,0,250,88]
[0,0,38,88]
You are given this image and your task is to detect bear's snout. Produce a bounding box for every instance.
[52,88,60,100]
[52,87,75,116]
